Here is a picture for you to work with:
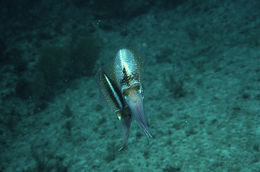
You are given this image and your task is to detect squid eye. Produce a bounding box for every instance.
[122,91,129,99]
[116,111,122,120]
[136,85,144,98]
[124,95,129,101]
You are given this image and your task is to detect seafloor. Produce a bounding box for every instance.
[0,0,259,171]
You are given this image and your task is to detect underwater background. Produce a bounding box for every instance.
[0,0,260,171]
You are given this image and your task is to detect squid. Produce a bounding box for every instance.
[114,49,152,139]
[98,69,132,151]
[98,48,152,151]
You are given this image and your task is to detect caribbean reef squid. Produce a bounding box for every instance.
[98,48,152,151]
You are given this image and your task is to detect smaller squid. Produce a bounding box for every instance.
[98,69,132,151]
[98,48,152,151]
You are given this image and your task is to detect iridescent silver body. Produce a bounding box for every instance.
[114,49,141,93]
